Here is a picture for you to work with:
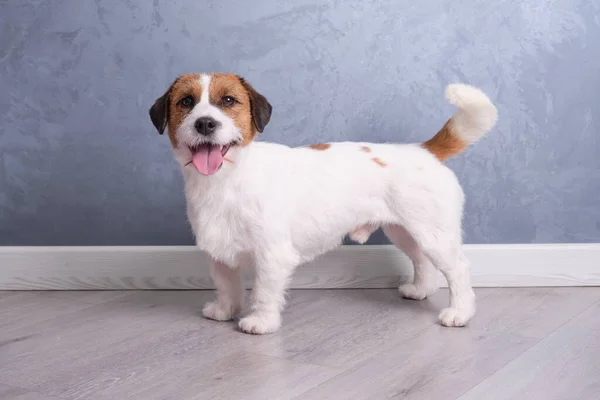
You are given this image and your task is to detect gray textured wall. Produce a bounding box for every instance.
[1,0,599,246]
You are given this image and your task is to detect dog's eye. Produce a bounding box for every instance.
[222,96,236,107]
[180,96,194,107]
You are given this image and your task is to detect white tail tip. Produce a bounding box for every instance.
[445,83,498,144]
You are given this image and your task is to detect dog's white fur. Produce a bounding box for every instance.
[170,76,497,334]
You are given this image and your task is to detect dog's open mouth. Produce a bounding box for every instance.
[186,144,231,175]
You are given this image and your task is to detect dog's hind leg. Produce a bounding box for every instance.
[426,245,475,327]
[349,223,379,244]
[404,222,475,327]
[383,225,439,300]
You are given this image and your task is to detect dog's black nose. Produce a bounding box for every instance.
[194,117,220,136]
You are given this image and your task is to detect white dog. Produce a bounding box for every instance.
[149,74,497,334]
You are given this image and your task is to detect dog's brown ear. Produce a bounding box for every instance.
[238,77,272,133]
[149,90,170,135]
[150,78,179,135]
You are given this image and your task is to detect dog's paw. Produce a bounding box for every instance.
[438,307,475,327]
[349,224,378,244]
[202,301,237,321]
[398,283,438,300]
[349,230,371,244]
[238,312,281,335]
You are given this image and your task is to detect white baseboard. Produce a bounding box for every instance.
[0,244,599,290]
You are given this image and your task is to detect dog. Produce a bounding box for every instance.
[149,73,497,334]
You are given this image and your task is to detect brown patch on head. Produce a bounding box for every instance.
[149,74,202,147]
[208,74,253,146]
[308,143,331,150]
[371,157,387,167]
[167,74,204,147]
[360,146,371,153]
[209,74,272,146]
[422,120,468,162]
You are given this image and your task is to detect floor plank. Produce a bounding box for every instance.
[296,288,600,400]
[458,299,600,400]
[0,292,111,339]
[34,290,134,305]
[97,352,338,400]
[0,383,61,400]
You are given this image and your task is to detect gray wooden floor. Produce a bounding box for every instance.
[1,288,599,400]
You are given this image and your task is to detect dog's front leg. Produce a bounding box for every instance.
[238,251,297,335]
[202,261,244,321]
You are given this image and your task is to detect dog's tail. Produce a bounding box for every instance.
[423,84,497,161]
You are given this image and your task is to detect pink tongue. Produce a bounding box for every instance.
[192,145,224,175]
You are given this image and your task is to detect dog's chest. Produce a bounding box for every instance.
[185,182,256,266]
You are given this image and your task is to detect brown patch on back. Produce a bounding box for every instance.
[209,74,256,146]
[422,120,468,161]
[308,143,331,150]
[371,157,387,167]
[360,146,372,153]
[166,74,202,147]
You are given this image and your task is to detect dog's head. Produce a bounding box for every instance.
[149,73,272,175]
